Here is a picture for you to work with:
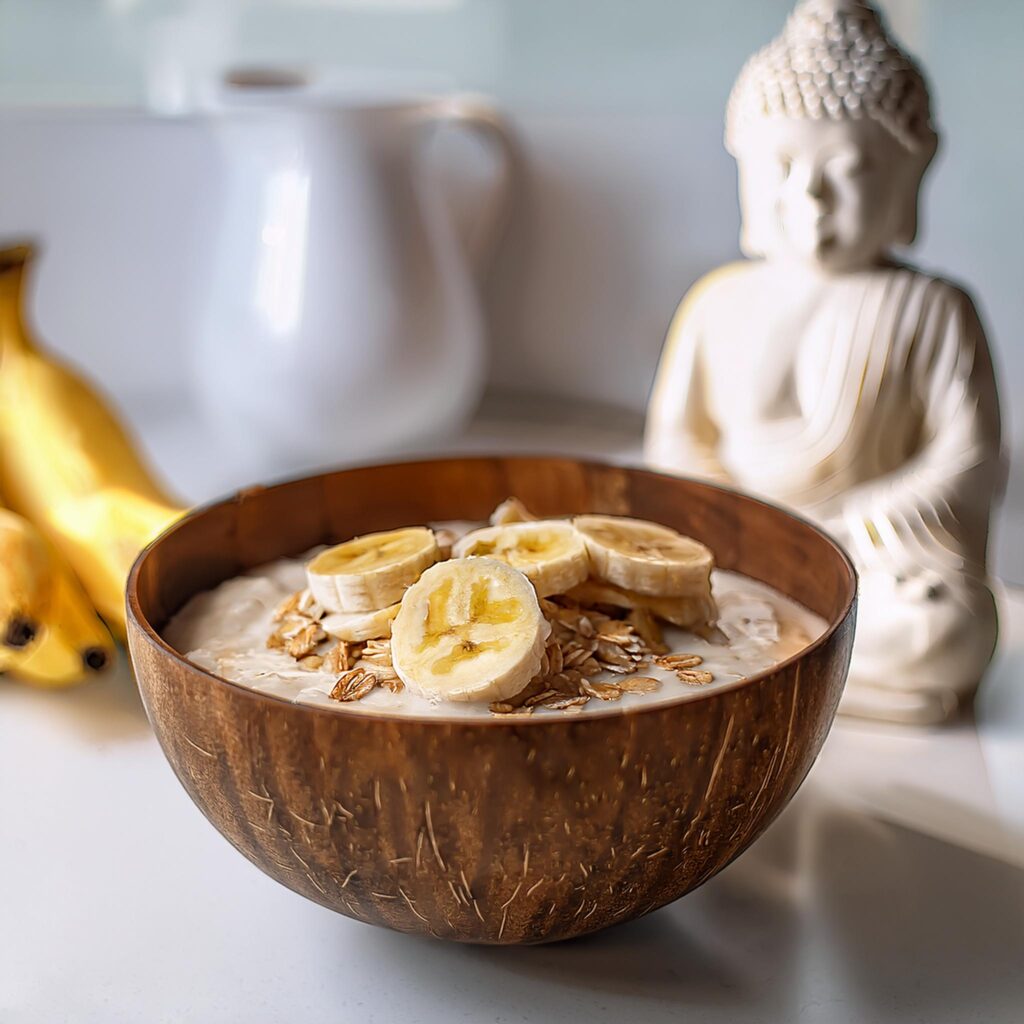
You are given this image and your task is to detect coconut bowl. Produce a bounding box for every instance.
[126,456,856,945]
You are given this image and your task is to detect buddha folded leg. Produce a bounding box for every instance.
[841,567,998,725]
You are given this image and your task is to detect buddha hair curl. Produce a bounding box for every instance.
[726,0,937,156]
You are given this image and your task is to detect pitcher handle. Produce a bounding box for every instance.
[422,94,520,278]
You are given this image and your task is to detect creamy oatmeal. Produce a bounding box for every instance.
[165,514,826,719]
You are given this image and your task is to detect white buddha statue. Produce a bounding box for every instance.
[645,0,1004,724]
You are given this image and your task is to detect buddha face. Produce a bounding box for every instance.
[733,117,927,273]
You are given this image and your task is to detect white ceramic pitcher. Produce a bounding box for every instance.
[190,87,516,480]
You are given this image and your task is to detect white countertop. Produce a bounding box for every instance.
[2,401,1022,1023]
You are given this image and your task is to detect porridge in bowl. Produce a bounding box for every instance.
[165,498,827,718]
[129,457,857,946]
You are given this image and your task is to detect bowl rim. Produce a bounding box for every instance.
[126,454,857,727]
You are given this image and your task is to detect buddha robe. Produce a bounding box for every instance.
[645,261,1004,723]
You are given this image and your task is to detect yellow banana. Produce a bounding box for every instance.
[0,506,115,687]
[0,506,50,651]
[0,245,186,635]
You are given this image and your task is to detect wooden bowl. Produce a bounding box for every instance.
[127,456,856,945]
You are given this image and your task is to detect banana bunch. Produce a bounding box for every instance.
[306,501,717,703]
[0,505,115,686]
[0,244,185,687]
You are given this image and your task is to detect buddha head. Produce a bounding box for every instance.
[726,0,938,273]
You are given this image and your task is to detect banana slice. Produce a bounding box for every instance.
[452,521,588,597]
[573,515,713,597]
[391,558,550,703]
[321,602,400,642]
[489,497,537,526]
[306,527,439,613]
[564,579,717,632]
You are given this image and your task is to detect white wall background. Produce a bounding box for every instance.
[0,0,1020,574]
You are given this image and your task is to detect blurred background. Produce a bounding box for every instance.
[0,0,1020,578]
[2,5,1022,1020]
